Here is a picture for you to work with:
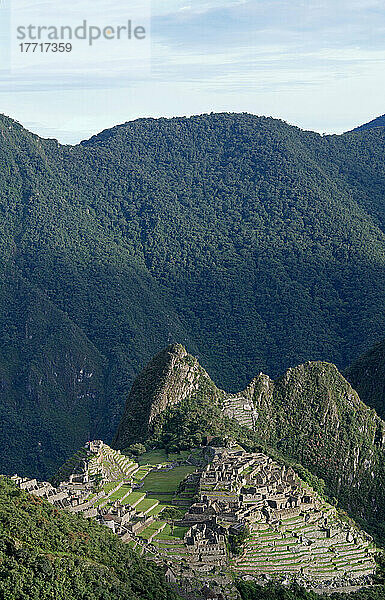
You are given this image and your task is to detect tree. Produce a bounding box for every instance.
[128,443,146,457]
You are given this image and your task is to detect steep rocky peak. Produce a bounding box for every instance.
[114,347,371,454]
[113,344,215,449]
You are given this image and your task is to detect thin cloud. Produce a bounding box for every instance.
[1,0,385,141]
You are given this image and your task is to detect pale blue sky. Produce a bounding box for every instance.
[0,0,385,143]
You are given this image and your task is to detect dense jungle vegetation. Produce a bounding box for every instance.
[1,113,385,476]
[0,477,178,600]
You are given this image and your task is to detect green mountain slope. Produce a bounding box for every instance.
[346,340,385,421]
[0,115,196,478]
[0,268,108,477]
[0,476,178,600]
[247,361,385,524]
[3,112,385,477]
[114,345,385,534]
[75,114,385,384]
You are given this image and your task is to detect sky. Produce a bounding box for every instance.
[0,0,384,143]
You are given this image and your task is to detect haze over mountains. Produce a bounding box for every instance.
[1,111,385,478]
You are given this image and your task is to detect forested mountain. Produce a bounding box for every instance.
[346,340,385,421]
[114,345,385,537]
[2,112,385,478]
[352,115,385,131]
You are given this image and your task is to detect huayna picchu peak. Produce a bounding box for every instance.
[113,344,214,448]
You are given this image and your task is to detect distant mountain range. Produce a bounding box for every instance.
[2,112,385,478]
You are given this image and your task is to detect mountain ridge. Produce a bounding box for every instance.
[4,110,384,143]
[351,114,385,132]
[3,112,385,477]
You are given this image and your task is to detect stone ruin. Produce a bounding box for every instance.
[184,520,227,567]
[8,442,377,594]
[175,447,376,589]
[10,441,139,528]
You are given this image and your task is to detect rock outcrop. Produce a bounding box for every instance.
[114,344,214,449]
[238,362,385,521]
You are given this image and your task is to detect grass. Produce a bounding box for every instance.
[155,523,189,541]
[168,450,191,461]
[107,484,131,501]
[137,450,169,465]
[132,467,152,481]
[145,494,175,506]
[135,498,159,513]
[142,499,179,517]
[147,504,165,517]
[139,521,166,540]
[137,449,194,466]
[121,492,145,506]
[140,466,196,494]
[186,448,205,462]
[103,481,121,493]
[171,526,189,539]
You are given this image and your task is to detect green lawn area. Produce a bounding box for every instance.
[139,520,166,540]
[137,449,195,466]
[140,466,196,494]
[103,481,121,493]
[138,449,169,465]
[147,504,166,517]
[145,498,177,514]
[147,494,175,504]
[135,498,159,513]
[155,523,189,541]
[107,483,131,501]
[132,467,152,481]
[167,450,191,461]
[121,492,145,506]
[155,523,176,541]
[186,448,204,462]
[172,526,189,539]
